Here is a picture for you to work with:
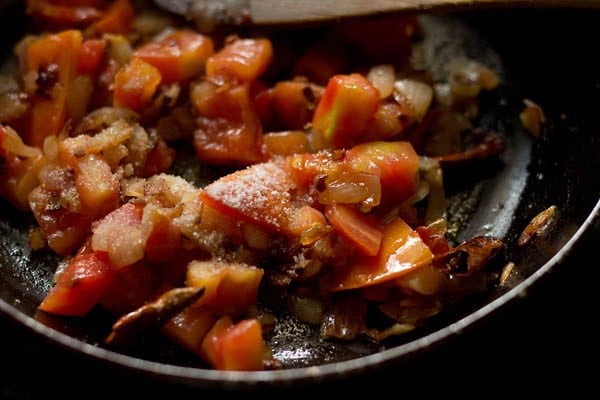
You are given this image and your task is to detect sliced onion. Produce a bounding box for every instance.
[367,64,395,99]
[66,75,94,126]
[0,124,41,158]
[393,79,433,121]
[318,172,381,209]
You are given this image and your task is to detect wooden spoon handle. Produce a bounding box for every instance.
[154,0,600,28]
[248,0,600,24]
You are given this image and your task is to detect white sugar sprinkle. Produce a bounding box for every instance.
[205,162,293,228]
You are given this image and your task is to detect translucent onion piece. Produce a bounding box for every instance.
[367,64,395,99]
[393,79,433,121]
[0,125,41,158]
[318,172,381,209]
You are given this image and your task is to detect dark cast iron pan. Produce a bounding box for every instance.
[1,1,599,397]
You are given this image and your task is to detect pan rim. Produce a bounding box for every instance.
[1,5,600,389]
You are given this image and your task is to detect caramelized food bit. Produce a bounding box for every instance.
[518,205,557,246]
[105,286,205,346]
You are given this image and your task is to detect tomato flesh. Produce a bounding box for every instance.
[325,217,433,291]
[39,248,114,316]
[201,316,264,371]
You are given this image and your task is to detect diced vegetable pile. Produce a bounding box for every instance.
[0,0,508,371]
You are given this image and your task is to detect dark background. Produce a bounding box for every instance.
[2,6,600,399]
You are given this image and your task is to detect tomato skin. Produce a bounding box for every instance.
[312,73,380,149]
[325,204,383,256]
[39,248,114,316]
[200,316,265,371]
[324,217,433,291]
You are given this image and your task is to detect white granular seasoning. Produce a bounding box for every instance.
[204,162,294,230]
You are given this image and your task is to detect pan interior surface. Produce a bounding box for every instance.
[1,3,599,387]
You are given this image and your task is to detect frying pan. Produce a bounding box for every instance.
[1,1,599,397]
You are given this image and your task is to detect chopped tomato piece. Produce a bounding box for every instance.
[206,37,273,83]
[143,206,182,264]
[344,141,419,205]
[86,0,134,35]
[142,138,175,177]
[325,204,383,256]
[200,161,295,234]
[191,81,264,165]
[186,260,264,316]
[91,202,144,268]
[75,154,119,215]
[25,0,105,27]
[312,73,380,149]
[200,316,265,371]
[78,38,107,76]
[113,57,162,112]
[269,80,323,130]
[97,261,158,315]
[133,30,214,84]
[39,246,114,316]
[20,29,83,147]
[263,130,309,158]
[325,217,433,291]
[162,307,217,356]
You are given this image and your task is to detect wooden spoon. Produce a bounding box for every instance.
[153,0,600,30]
